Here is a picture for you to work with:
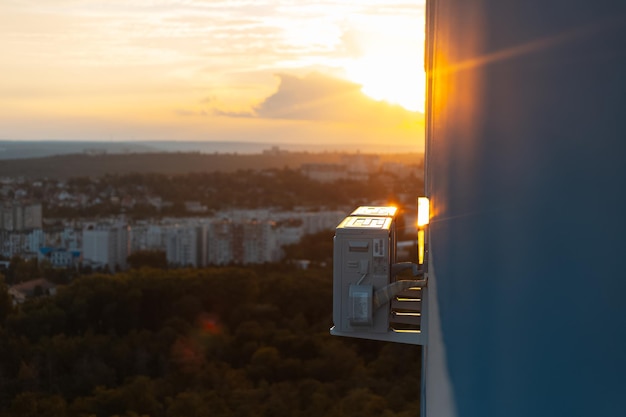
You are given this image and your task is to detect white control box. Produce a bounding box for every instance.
[331,206,426,345]
[332,213,394,334]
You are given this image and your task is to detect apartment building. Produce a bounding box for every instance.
[82,223,130,271]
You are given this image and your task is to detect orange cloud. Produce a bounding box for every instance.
[217,72,424,129]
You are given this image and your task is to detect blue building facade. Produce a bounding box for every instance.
[425,1,626,416]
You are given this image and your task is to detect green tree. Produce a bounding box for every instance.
[248,346,281,382]
[6,256,40,284]
[0,274,14,322]
[0,265,421,417]
[166,391,228,417]
[127,250,168,269]
[330,388,390,417]
[7,392,67,417]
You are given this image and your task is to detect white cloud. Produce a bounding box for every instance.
[0,0,424,69]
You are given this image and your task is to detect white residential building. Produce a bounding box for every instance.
[300,211,346,234]
[241,220,279,264]
[82,224,130,271]
[26,229,45,253]
[23,204,43,230]
[0,232,24,258]
[207,219,238,265]
[61,227,81,250]
[0,202,42,231]
[130,224,165,252]
[165,225,200,267]
[275,223,304,247]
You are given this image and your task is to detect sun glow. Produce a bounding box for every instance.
[341,17,426,113]
[345,56,425,113]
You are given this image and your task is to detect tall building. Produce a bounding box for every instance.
[82,224,129,271]
[207,219,239,265]
[241,219,279,264]
[0,202,42,231]
[164,226,200,267]
[129,224,165,252]
[0,207,14,231]
[22,204,42,230]
[26,229,45,253]
[0,231,25,258]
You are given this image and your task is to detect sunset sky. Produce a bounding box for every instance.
[0,1,425,152]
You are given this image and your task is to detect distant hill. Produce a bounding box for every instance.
[0,140,159,160]
[0,152,423,179]
[0,140,284,160]
[0,140,424,160]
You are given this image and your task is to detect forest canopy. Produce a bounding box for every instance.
[0,265,421,417]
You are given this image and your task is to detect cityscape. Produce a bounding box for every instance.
[0,150,423,290]
[0,148,425,416]
[2,201,345,271]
